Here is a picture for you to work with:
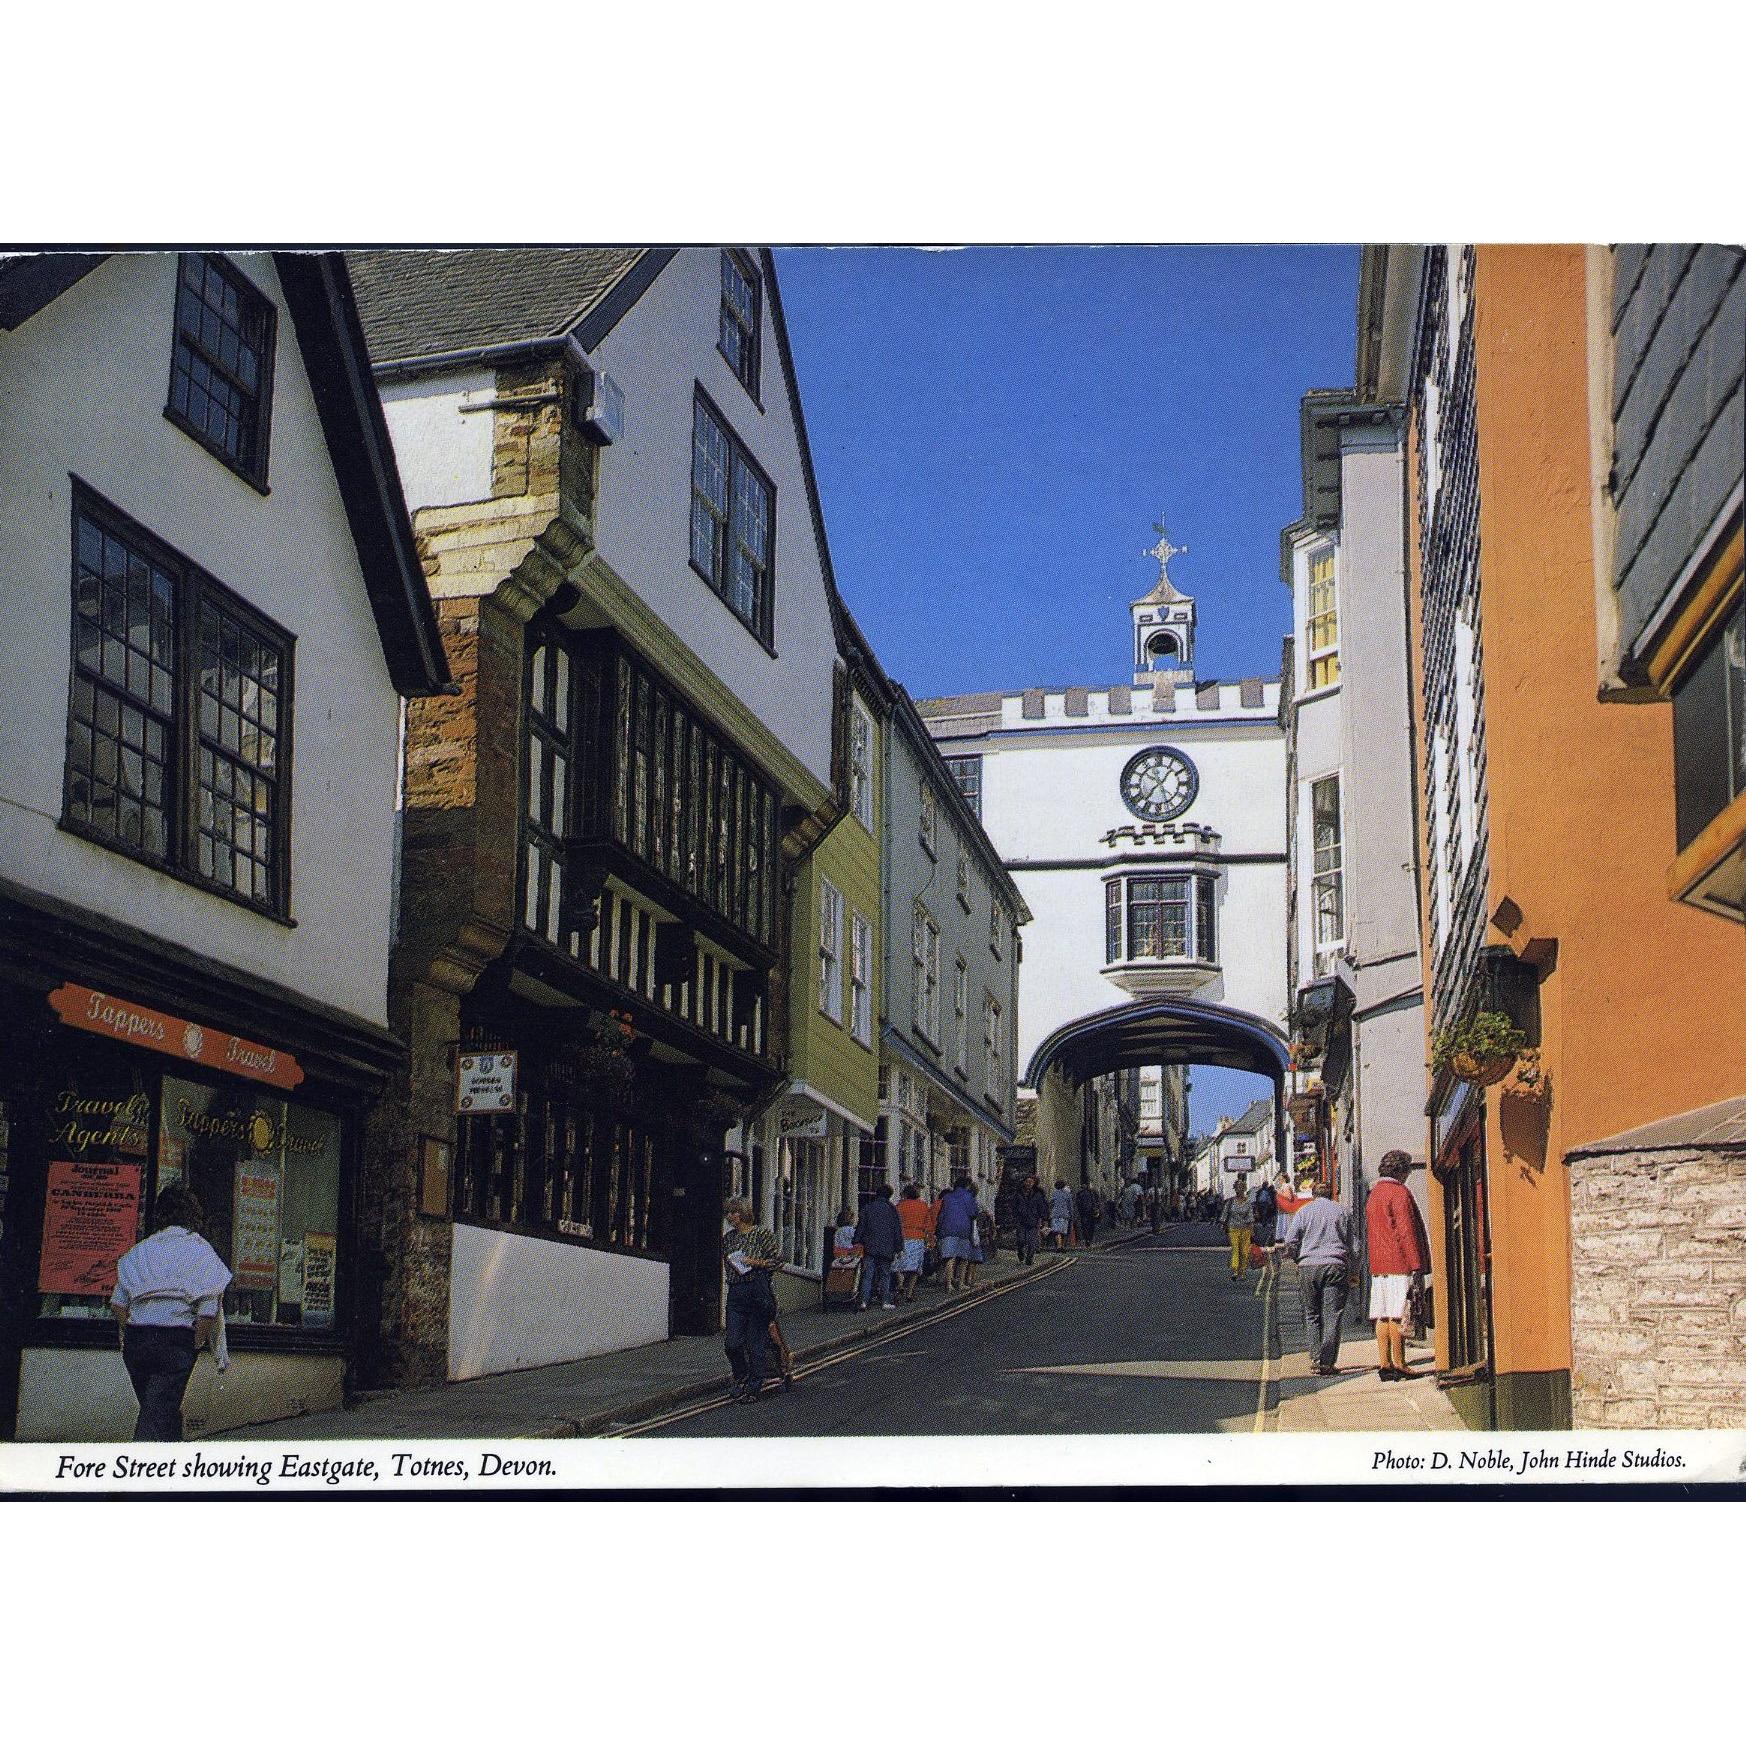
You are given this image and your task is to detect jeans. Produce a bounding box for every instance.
[724,1280,774,1393]
[860,1254,895,1307]
[122,1324,198,1441]
[1016,1225,1038,1264]
[1298,1262,1350,1370]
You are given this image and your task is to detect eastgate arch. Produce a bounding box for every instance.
[1022,996,1291,1191]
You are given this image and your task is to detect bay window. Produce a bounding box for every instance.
[1103,870,1219,964]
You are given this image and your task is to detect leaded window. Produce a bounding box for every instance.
[523,627,576,947]
[1103,871,1218,965]
[65,489,291,915]
[690,394,774,640]
[943,754,982,817]
[718,249,761,397]
[167,253,276,488]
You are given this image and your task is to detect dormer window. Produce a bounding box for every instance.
[166,253,276,491]
[718,249,761,399]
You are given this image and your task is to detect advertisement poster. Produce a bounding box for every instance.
[37,1160,143,1295]
[278,1238,305,1305]
[232,1166,281,1292]
[302,1232,336,1329]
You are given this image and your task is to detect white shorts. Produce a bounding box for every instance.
[1369,1274,1412,1320]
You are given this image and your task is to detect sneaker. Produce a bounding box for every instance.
[882,1301,897,1310]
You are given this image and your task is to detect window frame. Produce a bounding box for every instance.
[918,785,938,858]
[818,878,845,1024]
[849,911,873,1047]
[953,956,969,1077]
[689,388,776,649]
[1102,868,1219,967]
[1310,774,1345,960]
[61,482,295,924]
[943,754,982,818]
[1304,545,1341,691]
[849,695,875,831]
[984,992,1003,1104]
[717,248,762,403]
[164,252,278,493]
[912,902,941,1044]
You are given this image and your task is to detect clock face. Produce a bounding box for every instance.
[1120,747,1199,822]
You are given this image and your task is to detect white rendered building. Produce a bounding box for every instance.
[920,528,1289,1176]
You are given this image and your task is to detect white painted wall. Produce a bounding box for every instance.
[588,250,837,790]
[13,1347,342,1440]
[378,368,497,511]
[938,701,1289,1069]
[0,253,403,1026]
[448,1222,669,1379]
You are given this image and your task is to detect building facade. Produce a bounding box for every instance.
[348,247,846,1383]
[0,252,448,1438]
[1362,243,1746,1430]
[920,538,1287,1192]
[880,687,1028,1210]
[1281,390,1429,1254]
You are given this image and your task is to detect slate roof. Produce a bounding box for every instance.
[1224,1095,1274,1137]
[346,247,649,366]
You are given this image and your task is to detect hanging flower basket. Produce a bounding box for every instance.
[1432,1011,1528,1087]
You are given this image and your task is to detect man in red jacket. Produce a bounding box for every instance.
[1365,1150,1432,1381]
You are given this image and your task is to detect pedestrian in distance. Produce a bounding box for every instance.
[854,1183,904,1310]
[894,1182,933,1304]
[1117,1178,1140,1226]
[1221,1176,1256,1279]
[935,1176,980,1291]
[1366,1150,1432,1381]
[722,1197,785,1402]
[965,1186,991,1287]
[1253,1177,1278,1247]
[1048,1180,1074,1250]
[1014,1173,1049,1266]
[109,1184,231,1442]
[1075,1182,1102,1249]
[1277,1174,1357,1376]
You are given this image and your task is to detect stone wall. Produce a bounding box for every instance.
[1568,1140,1746,1429]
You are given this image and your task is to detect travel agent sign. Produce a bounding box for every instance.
[456,1051,517,1114]
[48,983,304,1090]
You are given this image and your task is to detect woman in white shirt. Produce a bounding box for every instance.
[110,1185,231,1441]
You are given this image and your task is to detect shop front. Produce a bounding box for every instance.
[1428,1075,1494,1430]
[0,884,397,1440]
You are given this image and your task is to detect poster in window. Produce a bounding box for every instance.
[232,1166,281,1292]
[302,1231,336,1329]
[278,1238,305,1305]
[38,1160,143,1295]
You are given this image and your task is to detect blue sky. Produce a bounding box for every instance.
[774,246,1358,1132]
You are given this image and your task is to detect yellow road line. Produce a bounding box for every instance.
[609,1258,1075,1438]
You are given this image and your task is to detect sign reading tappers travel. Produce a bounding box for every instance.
[48,983,304,1090]
[456,1051,517,1114]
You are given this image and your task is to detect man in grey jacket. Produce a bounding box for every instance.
[1277,1175,1356,1376]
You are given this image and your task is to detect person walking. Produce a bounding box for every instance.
[1278,1174,1357,1376]
[1048,1180,1074,1251]
[935,1176,979,1291]
[1221,1178,1256,1279]
[965,1185,991,1287]
[1117,1178,1140,1227]
[854,1183,904,1310]
[894,1183,933,1304]
[1253,1177,1278,1247]
[1075,1182,1102,1250]
[1013,1173,1049,1266]
[1366,1150,1432,1381]
[109,1185,230,1442]
[722,1197,782,1402]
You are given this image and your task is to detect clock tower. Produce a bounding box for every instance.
[1132,519,1197,681]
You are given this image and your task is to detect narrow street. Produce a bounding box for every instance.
[629,1223,1291,1438]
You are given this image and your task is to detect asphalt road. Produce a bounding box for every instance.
[630,1221,1285,1438]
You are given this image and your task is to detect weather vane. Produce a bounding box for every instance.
[1146,517,1187,574]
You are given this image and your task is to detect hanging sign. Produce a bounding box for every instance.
[48,983,304,1090]
[776,1099,828,1141]
[38,1160,143,1295]
[456,1051,517,1114]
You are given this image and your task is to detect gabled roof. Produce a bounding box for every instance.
[346,247,669,372]
[0,250,449,697]
[1225,1095,1275,1136]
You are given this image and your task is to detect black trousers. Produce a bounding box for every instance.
[1298,1262,1350,1371]
[1016,1225,1038,1263]
[1079,1217,1098,1248]
[122,1324,198,1441]
[723,1281,773,1393]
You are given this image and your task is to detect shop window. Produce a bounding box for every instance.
[857,1122,887,1207]
[35,1054,155,1321]
[158,1076,341,1330]
[776,1135,823,1271]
